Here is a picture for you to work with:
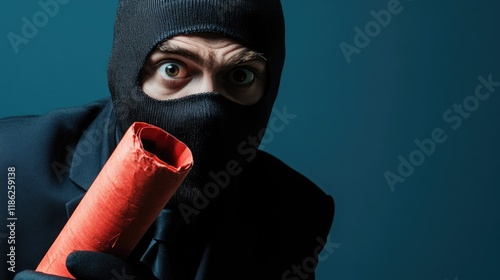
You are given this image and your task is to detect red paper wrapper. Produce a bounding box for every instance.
[36,122,193,278]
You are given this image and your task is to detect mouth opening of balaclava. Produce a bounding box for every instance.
[107,0,286,209]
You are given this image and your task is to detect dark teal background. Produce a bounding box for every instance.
[2,0,500,279]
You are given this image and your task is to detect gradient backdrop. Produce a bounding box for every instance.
[1,0,500,279]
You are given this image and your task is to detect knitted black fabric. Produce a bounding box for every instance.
[107,0,286,207]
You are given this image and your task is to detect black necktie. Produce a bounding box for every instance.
[141,208,181,279]
[141,208,211,280]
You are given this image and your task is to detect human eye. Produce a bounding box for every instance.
[226,68,256,86]
[158,61,190,79]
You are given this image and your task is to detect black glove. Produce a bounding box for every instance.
[14,251,158,280]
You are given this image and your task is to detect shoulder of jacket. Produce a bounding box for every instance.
[248,150,334,204]
[0,99,109,139]
[0,98,110,166]
[234,150,335,274]
[0,98,109,125]
[242,149,334,230]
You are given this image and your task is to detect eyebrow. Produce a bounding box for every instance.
[157,41,267,69]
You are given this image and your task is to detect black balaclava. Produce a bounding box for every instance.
[108,0,285,208]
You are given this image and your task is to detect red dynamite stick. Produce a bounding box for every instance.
[36,122,193,278]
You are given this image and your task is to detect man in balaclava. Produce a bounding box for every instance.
[7,0,334,279]
[108,0,286,210]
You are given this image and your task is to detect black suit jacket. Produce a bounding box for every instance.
[0,99,334,280]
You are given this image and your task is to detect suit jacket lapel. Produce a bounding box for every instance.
[66,101,117,219]
[68,101,117,192]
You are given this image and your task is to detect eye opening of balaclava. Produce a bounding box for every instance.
[108,0,286,208]
[139,32,270,106]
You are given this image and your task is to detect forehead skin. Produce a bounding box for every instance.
[156,34,266,70]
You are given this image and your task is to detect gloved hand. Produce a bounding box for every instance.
[14,251,158,280]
